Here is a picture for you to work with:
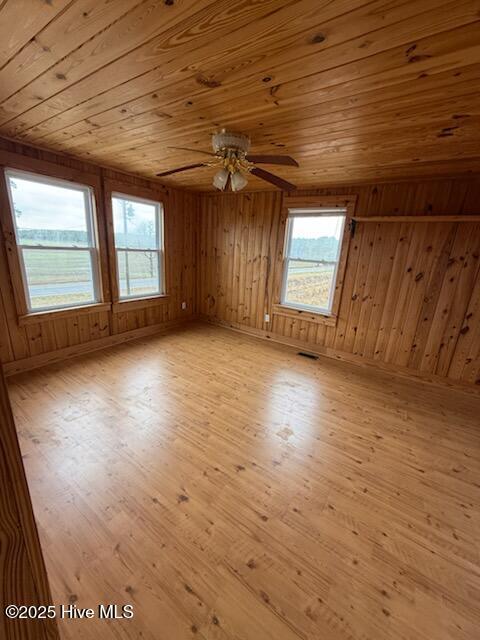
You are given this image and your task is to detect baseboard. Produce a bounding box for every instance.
[200,315,480,398]
[3,316,194,377]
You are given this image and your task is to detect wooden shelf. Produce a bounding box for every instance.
[352,215,480,223]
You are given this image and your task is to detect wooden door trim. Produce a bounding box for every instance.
[0,368,60,639]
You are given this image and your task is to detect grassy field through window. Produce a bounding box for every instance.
[285,261,335,310]
[22,248,158,309]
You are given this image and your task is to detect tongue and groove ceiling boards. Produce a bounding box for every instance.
[0,0,479,191]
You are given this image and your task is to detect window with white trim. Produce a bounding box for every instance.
[5,169,101,312]
[281,208,347,315]
[111,193,165,300]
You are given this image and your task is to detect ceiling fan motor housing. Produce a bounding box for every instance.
[212,130,251,156]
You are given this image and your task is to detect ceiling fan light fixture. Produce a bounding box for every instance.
[158,130,298,191]
[231,170,248,192]
[213,167,229,190]
[212,129,250,155]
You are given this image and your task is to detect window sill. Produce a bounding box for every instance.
[112,294,169,313]
[272,303,337,327]
[18,302,112,326]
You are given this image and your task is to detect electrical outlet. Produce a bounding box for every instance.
[264,313,270,323]
[181,301,187,310]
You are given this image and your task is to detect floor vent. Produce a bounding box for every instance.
[298,351,319,360]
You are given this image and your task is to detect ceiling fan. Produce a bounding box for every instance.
[156,129,298,192]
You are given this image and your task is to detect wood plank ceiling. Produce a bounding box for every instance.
[0,0,480,191]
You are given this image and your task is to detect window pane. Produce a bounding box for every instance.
[285,260,335,311]
[22,249,96,310]
[112,196,157,249]
[289,215,344,261]
[8,175,91,247]
[117,251,160,298]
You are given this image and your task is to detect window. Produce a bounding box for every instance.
[5,169,101,312]
[111,193,165,300]
[281,208,347,315]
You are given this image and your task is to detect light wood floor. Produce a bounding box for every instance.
[8,323,480,640]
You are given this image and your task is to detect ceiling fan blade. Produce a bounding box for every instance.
[156,163,207,177]
[250,167,296,191]
[168,146,215,157]
[246,154,299,167]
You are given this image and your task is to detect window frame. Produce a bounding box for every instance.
[280,209,347,316]
[274,195,356,326]
[103,180,169,312]
[3,167,104,315]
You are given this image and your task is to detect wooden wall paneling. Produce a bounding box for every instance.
[0,306,13,363]
[65,316,80,348]
[201,195,210,316]
[331,217,362,352]
[238,194,252,326]
[434,223,480,376]
[407,223,457,370]
[360,221,402,359]
[449,270,480,383]
[0,366,60,640]
[226,195,237,322]
[352,221,383,356]
[371,222,414,362]
[218,194,229,322]
[51,317,68,351]
[223,193,233,323]
[251,193,263,329]
[418,223,469,373]
[182,190,196,317]
[352,184,402,357]
[244,192,256,328]
[398,222,453,367]
[182,191,196,316]
[165,189,176,318]
[256,192,270,331]
[199,179,480,387]
[224,193,235,323]
[383,220,428,364]
[342,214,376,356]
[212,194,221,319]
[40,320,59,356]
[25,324,42,358]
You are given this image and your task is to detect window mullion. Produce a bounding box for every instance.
[287,257,338,265]
[18,244,91,251]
